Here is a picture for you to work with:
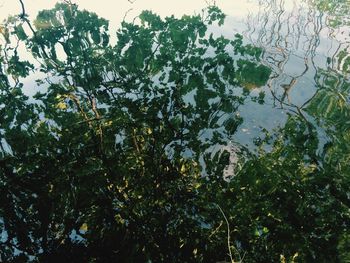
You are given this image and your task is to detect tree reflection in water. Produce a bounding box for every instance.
[237,0,350,261]
[0,0,349,262]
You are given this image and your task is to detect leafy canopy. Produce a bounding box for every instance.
[1,2,349,263]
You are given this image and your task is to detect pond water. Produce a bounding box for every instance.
[4,0,348,150]
[232,0,350,150]
[1,0,350,261]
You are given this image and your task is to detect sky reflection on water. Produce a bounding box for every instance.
[1,0,349,149]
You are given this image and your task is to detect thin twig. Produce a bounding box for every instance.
[123,8,133,22]
[215,204,235,263]
[209,220,223,239]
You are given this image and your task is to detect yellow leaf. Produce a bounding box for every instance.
[48,184,54,193]
[114,214,125,224]
[292,252,299,262]
[56,101,67,110]
[180,164,186,173]
[105,120,113,126]
[79,223,88,232]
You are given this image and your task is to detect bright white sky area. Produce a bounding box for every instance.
[0,0,260,30]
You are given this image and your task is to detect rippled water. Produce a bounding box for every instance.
[0,0,350,261]
[232,0,349,149]
[5,0,348,149]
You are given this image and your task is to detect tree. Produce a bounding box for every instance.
[2,1,349,262]
[0,2,271,262]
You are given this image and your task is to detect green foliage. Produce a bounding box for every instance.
[0,3,272,262]
[227,115,346,262]
[312,0,350,27]
[305,69,350,168]
[337,50,350,73]
[6,53,33,78]
[236,60,271,89]
[1,2,349,262]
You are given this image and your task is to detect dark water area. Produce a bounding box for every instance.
[1,0,350,262]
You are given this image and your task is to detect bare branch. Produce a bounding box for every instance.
[215,204,244,263]
[17,0,50,59]
[123,8,133,22]
[18,0,25,17]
